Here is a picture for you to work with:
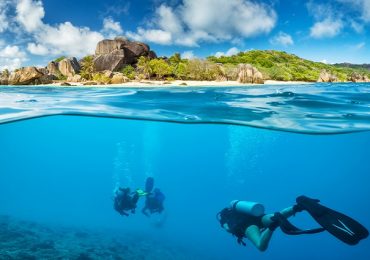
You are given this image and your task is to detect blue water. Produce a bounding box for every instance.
[0,84,370,259]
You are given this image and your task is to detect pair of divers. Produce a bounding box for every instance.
[113,177,165,217]
[217,195,369,251]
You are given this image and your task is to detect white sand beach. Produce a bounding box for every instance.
[46,80,313,87]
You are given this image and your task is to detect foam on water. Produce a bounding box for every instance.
[1,83,370,134]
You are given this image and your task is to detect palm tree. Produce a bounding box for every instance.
[137,56,151,79]
[80,56,95,80]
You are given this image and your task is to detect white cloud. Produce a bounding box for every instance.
[181,50,195,59]
[34,22,104,57]
[350,20,364,33]
[337,0,370,22]
[16,0,45,32]
[215,47,240,57]
[27,42,49,55]
[102,17,123,37]
[307,1,344,39]
[310,19,343,38]
[126,0,277,46]
[0,2,9,33]
[270,32,294,46]
[157,5,183,35]
[126,28,172,45]
[12,0,105,57]
[0,45,28,71]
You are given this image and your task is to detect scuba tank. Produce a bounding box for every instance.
[145,177,154,193]
[230,200,265,217]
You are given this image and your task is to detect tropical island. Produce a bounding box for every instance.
[0,37,370,86]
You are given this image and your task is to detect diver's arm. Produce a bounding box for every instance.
[245,225,273,252]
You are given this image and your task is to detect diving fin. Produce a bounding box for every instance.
[145,177,154,193]
[296,195,369,245]
[272,212,325,235]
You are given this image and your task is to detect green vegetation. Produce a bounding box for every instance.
[44,50,370,85]
[137,56,152,79]
[54,56,66,63]
[133,55,224,81]
[121,65,136,80]
[57,74,67,81]
[149,59,172,79]
[118,50,370,82]
[80,56,95,80]
[208,50,370,82]
[92,73,111,84]
[0,69,10,78]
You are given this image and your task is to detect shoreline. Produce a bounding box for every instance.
[40,80,314,88]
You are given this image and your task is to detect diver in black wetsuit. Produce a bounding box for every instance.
[142,188,165,217]
[114,187,145,216]
[217,196,369,252]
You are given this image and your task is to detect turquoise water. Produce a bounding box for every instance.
[0,84,370,259]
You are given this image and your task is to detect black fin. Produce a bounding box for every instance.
[272,212,325,235]
[296,195,369,245]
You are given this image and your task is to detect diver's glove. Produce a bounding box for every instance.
[136,189,148,197]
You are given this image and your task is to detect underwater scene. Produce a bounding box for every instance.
[1,84,370,259]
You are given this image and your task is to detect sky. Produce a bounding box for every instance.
[0,0,370,71]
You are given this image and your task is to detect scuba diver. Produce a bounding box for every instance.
[217,195,369,252]
[113,187,147,217]
[142,177,166,217]
[142,188,165,217]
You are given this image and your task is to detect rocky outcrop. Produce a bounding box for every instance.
[237,64,264,84]
[8,67,53,85]
[93,52,124,72]
[110,73,129,84]
[94,38,156,72]
[67,75,83,82]
[349,72,370,82]
[0,70,10,85]
[58,57,80,77]
[317,70,338,82]
[47,61,61,77]
[0,78,8,85]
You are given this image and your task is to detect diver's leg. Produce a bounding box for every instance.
[261,206,295,227]
[142,207,149,217]
[245,225,273,252]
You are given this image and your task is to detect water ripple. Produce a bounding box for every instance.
[0,84,370,134]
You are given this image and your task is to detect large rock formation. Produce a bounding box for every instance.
[0,70,10,85]
[94,38,157,72]
[67,75,83,82]
[317,70,338,82]
[110,72,129,84]
[8,67,53,85]
[47,61,61,77]
[349,72,370,82]
[58,57,80,77]
[237,64,264,84]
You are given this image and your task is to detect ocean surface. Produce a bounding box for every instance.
[0,83,369,259]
